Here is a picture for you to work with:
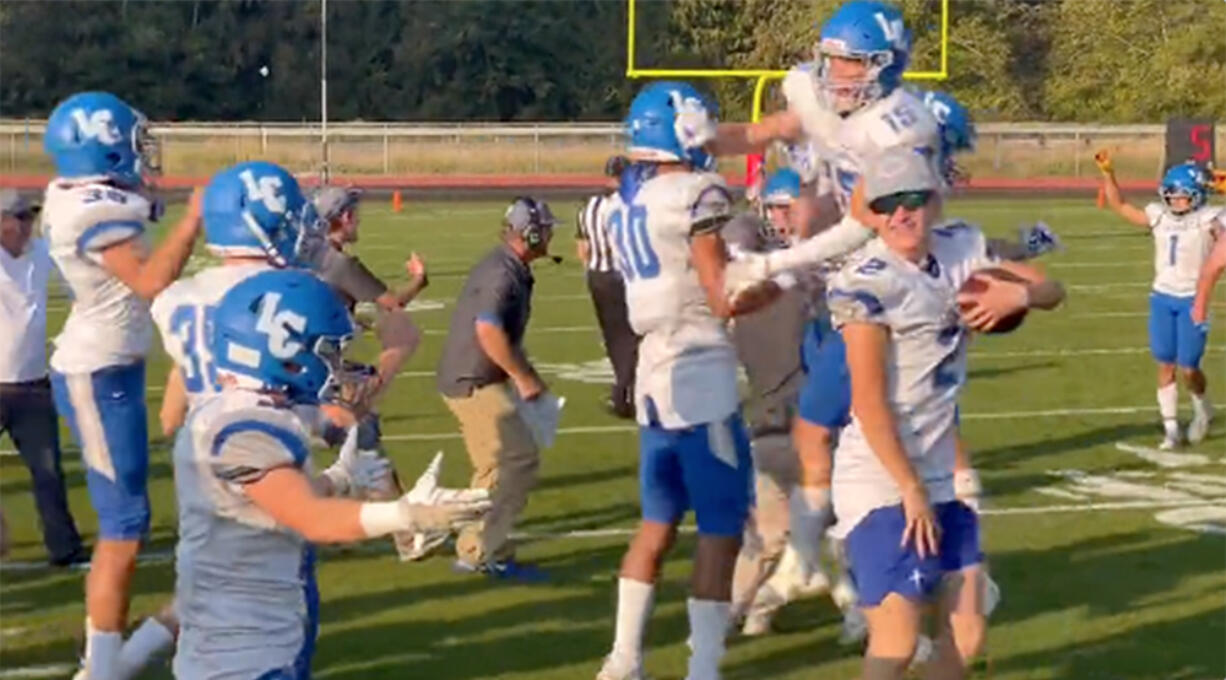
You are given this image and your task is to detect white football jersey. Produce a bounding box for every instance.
[43,180,154,374]
[605,170,739,428]
[151,263,271,406]
[825,222,997,536]
[1144,203,1224,297]
[782,64,940,213]
[174,389,314,678]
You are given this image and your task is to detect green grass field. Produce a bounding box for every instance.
[2,197,1225,680]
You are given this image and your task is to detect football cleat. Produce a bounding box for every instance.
[596,655,651,680]
[740,584,786,636]
[1187,407,1213,445]
[1159,431,1183,451]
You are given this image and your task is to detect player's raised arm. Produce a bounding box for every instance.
[1192,225,1226,323]
[710,111,804,156]
[1095,150,1150,228]
[100,187,204,300]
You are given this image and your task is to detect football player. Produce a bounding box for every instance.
[595,81,764,680]
[827,148,1063,680]
[107,162,335,678]
[1099,156,1222,447]
[154,160,331,436]
[42,91,201,679]
[173,268,489,679]
[703,6,943,610]
[723,169,817,635]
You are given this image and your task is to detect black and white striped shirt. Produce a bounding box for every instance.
[576,193,615,272]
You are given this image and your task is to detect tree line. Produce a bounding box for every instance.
[1,0,1222,123]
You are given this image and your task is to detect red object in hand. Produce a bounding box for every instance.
[958,268,1030,334]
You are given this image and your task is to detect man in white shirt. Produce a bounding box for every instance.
[0,188,85,567]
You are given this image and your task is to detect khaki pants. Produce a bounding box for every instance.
[731,432,799,613]
[443,383,540,563]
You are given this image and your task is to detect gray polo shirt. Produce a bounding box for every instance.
[436,244,534,398]
[317,246,388,310]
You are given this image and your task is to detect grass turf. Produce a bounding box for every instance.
[1,197,1224,679]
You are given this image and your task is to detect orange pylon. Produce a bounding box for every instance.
[392,190,403,213]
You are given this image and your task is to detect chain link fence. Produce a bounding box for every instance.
[3,120,1222,182]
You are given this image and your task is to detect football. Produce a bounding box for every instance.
[958,267,1030,334]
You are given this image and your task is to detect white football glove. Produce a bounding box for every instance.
[954,468,983,512]
[671,91,716,151]
[322,426,392,497]
[401,452,492,533]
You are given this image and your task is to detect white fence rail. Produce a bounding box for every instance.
[3,120,1221,178]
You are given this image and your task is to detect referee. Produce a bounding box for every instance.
[576,155,639,419]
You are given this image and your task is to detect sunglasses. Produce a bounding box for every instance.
[869,190,934,216]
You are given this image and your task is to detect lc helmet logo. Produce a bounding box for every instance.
[69,108,122,145]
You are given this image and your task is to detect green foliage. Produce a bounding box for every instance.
[0,0,1222,122]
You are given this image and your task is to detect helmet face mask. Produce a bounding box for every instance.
[813,1,911,115]
[133,117,161,182]
[817,49,891,114]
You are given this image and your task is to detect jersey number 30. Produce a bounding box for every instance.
[609,205,661,281]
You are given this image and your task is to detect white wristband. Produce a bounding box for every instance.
[358,501,409,538]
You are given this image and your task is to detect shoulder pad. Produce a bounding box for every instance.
[722,213,765,253]
[689,174,733,232]
[150,277,195,332]
[1144,202,1165,226]
[62,184,150,253]
[206,405,311,485]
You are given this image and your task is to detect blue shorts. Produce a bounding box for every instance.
[638,403,753,537]
[1149,291,1209,368]
[51,361,150,540]
[797,318,851,429]
[844,500,983,607]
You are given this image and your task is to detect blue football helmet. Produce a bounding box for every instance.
[816,1,911,113]
[759,168,801,245]
[921,90,976,187]
[626,81,717,171]
[761,168,801,206]
[1159,162,1209,214]
[202,161,326,269]
[209,269,354,405]
[44,92,158,188]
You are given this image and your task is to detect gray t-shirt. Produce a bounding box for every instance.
[436,244,534,398]
[318,247,387,310]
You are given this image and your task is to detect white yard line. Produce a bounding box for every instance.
[373,405,1188,442]
[1,496,1221,573]
[0,664,81,679]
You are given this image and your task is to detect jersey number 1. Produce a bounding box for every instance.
[609,205,660,281]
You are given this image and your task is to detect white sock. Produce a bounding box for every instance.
[1157,384,1179,434]
[85,619,123,680]
[1192,392,1212,419]
[118,617,175,677]
[610,578,654,670]
[787,486,832,571]
[686,598,730,680]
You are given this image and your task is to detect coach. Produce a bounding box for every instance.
[576,155,639,419]
[0,189,85,567]
[436,196,557,580]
